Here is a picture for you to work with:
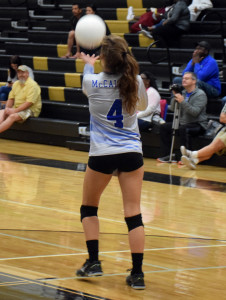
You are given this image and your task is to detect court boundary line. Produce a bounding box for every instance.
[0,198,220,241]
[0,272,108,300]
[0,243,226,262]
[1,152,226,192]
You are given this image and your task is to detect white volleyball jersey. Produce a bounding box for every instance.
[82,64,148,156]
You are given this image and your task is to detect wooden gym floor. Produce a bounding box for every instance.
[0,139,226,300]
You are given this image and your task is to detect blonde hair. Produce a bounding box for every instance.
[100,35,139,114]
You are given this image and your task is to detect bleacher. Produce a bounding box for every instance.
[0,0,225,167]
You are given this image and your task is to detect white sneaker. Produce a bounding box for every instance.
[181,155,196,170]
[127,6,134,21]
[180,146,192,158]
[141,29,153,39]
[152,115,165,124]
[159,118,165,124]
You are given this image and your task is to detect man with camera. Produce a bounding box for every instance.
[157,72,208,163]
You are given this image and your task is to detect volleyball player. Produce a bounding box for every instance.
[76,35,148,289]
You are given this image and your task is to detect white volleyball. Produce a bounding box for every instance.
[75,14,106,49]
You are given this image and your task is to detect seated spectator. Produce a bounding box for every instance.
[174,41,221,98]
[188,0,213,21]
[0,55,33,102]
[133,6,173,38]
[71,4,110,58]
[157,72,208,163]
[62,3,110,59]
[61,2,83,58]
[86,4,110,37]
[181,103,226,169]
[137,71,165,131]
[152,0,190,48]
[0,65,41,134]
[128,7,165,37]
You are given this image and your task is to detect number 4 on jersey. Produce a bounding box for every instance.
[107,99,123,128]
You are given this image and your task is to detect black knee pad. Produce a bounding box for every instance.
[125,213,144,232]
[80,205,98,222]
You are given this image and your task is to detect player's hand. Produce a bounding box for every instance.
[80,53,100,65]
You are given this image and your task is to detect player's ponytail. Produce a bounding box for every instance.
[100,35,139,115]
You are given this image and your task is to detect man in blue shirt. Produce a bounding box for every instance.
[174,41,221,98]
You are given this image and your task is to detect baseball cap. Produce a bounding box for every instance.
[196,41,211,51]
[17,65,29,72]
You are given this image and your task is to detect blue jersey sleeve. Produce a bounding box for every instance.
[83,63,94,76]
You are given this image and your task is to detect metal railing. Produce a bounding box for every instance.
[201,10,226,63]
[146,40,173,85]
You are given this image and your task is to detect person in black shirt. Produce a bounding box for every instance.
[61,3,83,58]
[69,4,111,59]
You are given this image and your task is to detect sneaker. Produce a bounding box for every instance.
[180,145,192,158]
[157,154,177,163]
[141,29,153,39]
[76,259,103,277]
[159,118,166,124]
[181,155,196,170]
[127,6,134,20]
[126,273,145,289]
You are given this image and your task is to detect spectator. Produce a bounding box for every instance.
[76,35,148,289]
[85,4,110,36]
[152,0,190,48]
[61,2,83,58]
[188,0,213,21]
[71,4,110,58]
[128,7,165,36]
[181,103,226,169]
[0,65,41,134]
[85,3,97,15]
[134,6,174,38]
[174,41,221,98]
[0,55,33,102]
[157,72,208,163]
[137,71,165,131]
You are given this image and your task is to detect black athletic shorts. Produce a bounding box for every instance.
[88,152,143,174]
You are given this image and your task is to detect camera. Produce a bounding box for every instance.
[169,84,183,94]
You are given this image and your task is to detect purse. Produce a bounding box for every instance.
[204,120,224,138]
